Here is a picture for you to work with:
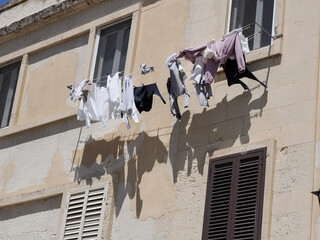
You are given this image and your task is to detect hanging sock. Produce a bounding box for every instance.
[140,64,154,75]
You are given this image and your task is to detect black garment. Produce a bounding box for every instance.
[134,83,166,113]
[221,57,267,90]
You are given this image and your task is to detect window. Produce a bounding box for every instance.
[62,185,108,240]
[229,0,275,50]
[0,61,20,128]
[202,148,266,240]
[92,19,131,83]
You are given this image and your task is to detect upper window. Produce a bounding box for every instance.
[229,0,275,50]
[202,148,266,240]
[62,185,108,240]
[0,61,20,128]
[92,19,131,83]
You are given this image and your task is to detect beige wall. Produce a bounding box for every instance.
[0,196,62,239]
[0,0,320,239]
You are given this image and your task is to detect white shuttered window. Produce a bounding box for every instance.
[62,185,108,240]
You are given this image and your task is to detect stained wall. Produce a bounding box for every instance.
[0,0,319,239]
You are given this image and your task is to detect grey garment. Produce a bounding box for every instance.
[194,82,212,107]
[191,56,213,107]
[166,59,190,119]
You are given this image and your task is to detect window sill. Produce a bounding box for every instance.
[245,37,282,64]
[0,108,78,138]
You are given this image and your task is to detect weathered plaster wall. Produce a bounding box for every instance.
[0,196,62,239]
[0,0,319,239]
[17,34,88,124]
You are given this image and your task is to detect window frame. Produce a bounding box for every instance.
[202,147,267,240]
[89,17,132,81]
[227,0,277,51]
[0,59,21,129]
[61,184,109,240]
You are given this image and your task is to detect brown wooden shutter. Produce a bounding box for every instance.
[202,148,266,240]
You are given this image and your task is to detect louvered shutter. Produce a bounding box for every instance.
[202,148,266,240]
[63,185,108,240]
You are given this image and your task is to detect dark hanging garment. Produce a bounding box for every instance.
[134,83,166,113]
[221,57,267,90]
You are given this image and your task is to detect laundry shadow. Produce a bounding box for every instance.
[73,131,168,218]
[169,89,268,183]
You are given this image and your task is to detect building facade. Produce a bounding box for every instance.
[0,0,319,239]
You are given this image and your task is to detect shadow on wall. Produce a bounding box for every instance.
[73,131,168,218]
[73,53,277,216]
[73,88,267,217]
[0,195,62,220]
[169,89,268,183]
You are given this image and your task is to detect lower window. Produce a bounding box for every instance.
[202,148,266,240]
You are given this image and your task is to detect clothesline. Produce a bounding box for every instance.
[92,71,125,83]
[67,21,282,129]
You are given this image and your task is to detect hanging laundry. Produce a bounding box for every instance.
[194,83,212,107]
[77,83,101,127]
[238,32,250,54]
[190,56,212,107]
[134,83,166,113]
[77,72,122,127]
[202,46,214,64]
[105,72,122,120]
[68,79,89,102]
[120,75,139,129]
[178,32,245,84]
[221,57,267,90]
[220,32,250,65]
[177,44,206,64]
[166,58,190,119]
[140,64,154,75]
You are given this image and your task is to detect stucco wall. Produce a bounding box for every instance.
[17,34,88,124]
[0,196,62,239]
[0,0,319,239]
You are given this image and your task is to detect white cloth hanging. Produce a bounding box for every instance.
[69,79,88,102]
[77,84,100,127]
[76,72,122,127]
[120,74,139,129]
[106,72,122,120]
